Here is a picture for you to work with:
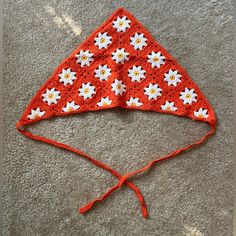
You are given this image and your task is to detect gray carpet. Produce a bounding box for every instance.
[3,0,233,235]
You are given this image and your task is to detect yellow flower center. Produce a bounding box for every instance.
[81,55,88,61]
[166,106,171,111]
[48,93,54,99]
[198,114,204,119]
[34,114,40,119]
[100,38,106,43]
[130,102,137,107]
[150,88,156,94]
[68,107,74,112]
[170,75,175,81]
[153,57,159,62]
[185,94,191,99]
[133,71,140,76]
[100,70,106,75]
[116,84,122,90]
[102,102,109,107]
[135,38,141,44]
[84,88,90,94]
[119,21,124,27]
[117,53,124,59]
[64,73,70,79]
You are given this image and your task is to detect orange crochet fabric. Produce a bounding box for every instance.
[16,8,217,219]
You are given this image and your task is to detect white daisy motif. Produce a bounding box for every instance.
[111,79,126,95]
[94,65,112,81]
[180,88,197,105]
[128,65,146,82]
[112,16,131,32]
[94,32,112,49]
[112,48,129,64]
[194,108,209,119]
[126,97,143,107]
[78,82,96,100]
[147,51,165,68]
[144,83,162,100]
[27,108,45,120]
[58,68,76,85]
[75,50,94,67]
[164,69,182,87]
[130,33,147,50]
[42,88,61,105]
[62,101,80,112]
[97,97,112,107]
[161,101,178,111]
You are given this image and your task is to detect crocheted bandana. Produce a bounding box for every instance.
[16,8,217,218]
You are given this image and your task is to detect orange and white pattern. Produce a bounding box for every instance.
[126,97,143,107]
[76,50,94,67]
[42,88,61,105]
[161,101,178,111]
[97,97,112,107]
[17,8,216,220]
[130,33,147,50]
[113,16,131,32]
[20,8,214,125]
[62,101,80,112]
[78,83,96,100]
[27,108,45,120]
[59,68,77,85]
[94,32,112,49]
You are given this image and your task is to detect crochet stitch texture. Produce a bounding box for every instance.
[16,8,217,218]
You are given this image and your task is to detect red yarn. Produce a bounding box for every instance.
[16,123,148,218]
[16,8,216,218]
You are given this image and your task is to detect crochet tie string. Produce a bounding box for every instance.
[16,123,148,218]
[16,7,217,219]
[79,122,216,215]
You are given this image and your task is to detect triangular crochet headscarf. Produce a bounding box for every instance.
[16,8,217,218]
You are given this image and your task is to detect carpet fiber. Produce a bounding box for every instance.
[3,0,233,235]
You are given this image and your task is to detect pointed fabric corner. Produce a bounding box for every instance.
[17,7,216,127]
[16,8,217,219]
